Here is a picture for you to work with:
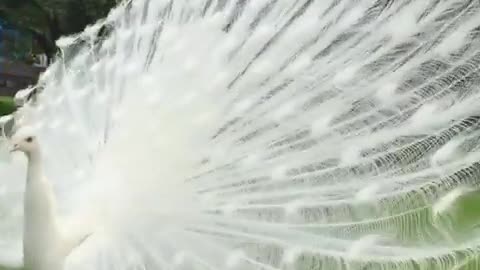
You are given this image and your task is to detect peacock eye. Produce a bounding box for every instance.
[25,137,33,143]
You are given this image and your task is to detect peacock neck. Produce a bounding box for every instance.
[24,149,57,222]
[24,148,60,253]
[26,150,43,183]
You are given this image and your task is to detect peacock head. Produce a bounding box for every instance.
[10,131,39,154]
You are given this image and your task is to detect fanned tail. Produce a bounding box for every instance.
[5,0,480,269]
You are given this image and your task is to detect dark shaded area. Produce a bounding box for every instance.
[0,0,117,96]
[0,0,117,60]
[0,60,44,96]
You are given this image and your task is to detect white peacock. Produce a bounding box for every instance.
[2,0,480,269]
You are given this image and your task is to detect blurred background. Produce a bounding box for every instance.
[0,0,117,114]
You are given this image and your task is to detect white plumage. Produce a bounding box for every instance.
[8,131,92,270]
[2,0,480,269]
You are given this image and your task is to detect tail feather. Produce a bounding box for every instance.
[4,0,480,269]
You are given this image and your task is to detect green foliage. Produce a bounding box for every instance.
[0,97,16,116]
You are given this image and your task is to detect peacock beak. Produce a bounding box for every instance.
[10,144,19,153]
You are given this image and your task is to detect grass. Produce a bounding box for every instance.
[0,96,16,116]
